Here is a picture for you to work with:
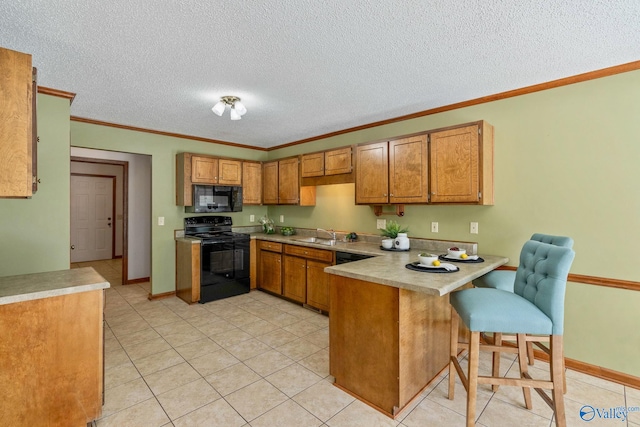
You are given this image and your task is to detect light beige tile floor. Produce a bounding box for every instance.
[74,259,640,427]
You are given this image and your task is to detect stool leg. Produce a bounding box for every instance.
[466,331,480,427]
[448,307,459,400]
[517,333,533,409]
[551,335,566,427]
[527,340,535,366]
[492,332,502,392]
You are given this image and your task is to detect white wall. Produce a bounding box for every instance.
[70,147,151,281]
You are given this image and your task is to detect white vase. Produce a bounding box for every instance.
[394,233,410,250]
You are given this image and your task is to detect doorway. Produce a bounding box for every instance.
[70,174,116,262]
[70,148,151,287]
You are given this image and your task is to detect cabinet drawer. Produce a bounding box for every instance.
[284,244,333,262]
[259,241,283,252]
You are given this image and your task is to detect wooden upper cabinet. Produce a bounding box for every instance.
[301,152,324,178]
[355,141,389,204]
[301,146,352,178]
[242,161,262,205]
[389,135,428,204]
[218,158,242,185]
[429,121,494,205]
[278,157,300,204]
[191,156,218,184]
[262,161,278,205]
[324,147,352,175]
[0,47,34,198]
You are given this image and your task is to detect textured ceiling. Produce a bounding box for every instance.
[1,1,639,148]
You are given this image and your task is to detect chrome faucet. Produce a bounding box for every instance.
[316,228,336,240]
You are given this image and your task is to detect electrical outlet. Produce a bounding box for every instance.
[431,222,438,233]
[249,214,255,222]
[279,215,285,223]
[470,222,479,234]
[158,216,164,226]
[377,219,386,230]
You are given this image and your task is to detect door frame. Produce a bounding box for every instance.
[70,173,116,260]
[71,156,129,285]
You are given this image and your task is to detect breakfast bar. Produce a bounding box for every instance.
[324,251,509,418]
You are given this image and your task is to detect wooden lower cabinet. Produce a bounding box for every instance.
[283,244,333,310]
[305,259,331,311]
[329,275,450,418]
[176,239,200,303]
[283,255,307,303]
[257,241,333,311]
[0,290,104,425]
[258,243,283,294]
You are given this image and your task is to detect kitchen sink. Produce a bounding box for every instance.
[293,237,338,246]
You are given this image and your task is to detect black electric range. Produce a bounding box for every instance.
[184,216,250,303]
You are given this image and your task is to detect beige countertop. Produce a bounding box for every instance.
[250,232,509,296]
[0,267,110,305]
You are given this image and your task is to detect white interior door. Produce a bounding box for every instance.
[71,175,114,262]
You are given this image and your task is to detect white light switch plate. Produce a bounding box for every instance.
[470,222,479,234]
[249,214,255,222]
[158,216,164,226]
[431,222,438,233]
[280,215,285,223]
[377,219,386,230]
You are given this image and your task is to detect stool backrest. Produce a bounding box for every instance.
[514,240,575,335]
[530,233,574,248]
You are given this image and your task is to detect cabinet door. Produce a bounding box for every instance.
[283,255,307,303]
[0,47,33,198]
[262,161,278,205]
[242,161,262,205]
[259,250,282,294]
[218,159,242,185]
[389,135,428,203]
[355,142,388,204]
[306,259,331,312]
[324,147,352,175]
[301,152,324,178]
[191,156,218,184]
[278,157,300,204]
[429,125,480,203]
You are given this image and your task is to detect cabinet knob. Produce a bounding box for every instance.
[390,193,393,197]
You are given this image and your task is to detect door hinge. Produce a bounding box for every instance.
[478,191,482,199]
[427,135,430,143]
[478,128,482,135]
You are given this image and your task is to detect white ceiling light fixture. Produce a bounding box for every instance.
[212,96,247,120]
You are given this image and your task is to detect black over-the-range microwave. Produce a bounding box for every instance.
[185,185,243,213]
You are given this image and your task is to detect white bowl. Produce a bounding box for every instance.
[381,239,394,249]
[418,253,439,266]
[447,248,466,258]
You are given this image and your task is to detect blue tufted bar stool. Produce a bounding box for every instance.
[448,240,575,427]
[473,233,574,384]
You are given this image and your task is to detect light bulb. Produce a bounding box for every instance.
[230,108,241,120]
[234,101,247,116]
[212,101,226,116]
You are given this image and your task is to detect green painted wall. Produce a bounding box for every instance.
[267,70,640,377]
[70,122,269,296]
[0,94,71,276]
[6,69,639,378]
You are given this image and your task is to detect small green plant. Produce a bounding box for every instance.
[380,220,408,239]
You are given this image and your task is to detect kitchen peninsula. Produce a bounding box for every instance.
[0,268,109,426]
[325,250,507,418]
[251,232,508,418]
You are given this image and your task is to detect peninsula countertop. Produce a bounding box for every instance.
[0,267,110,305]
[250,232,508,296]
